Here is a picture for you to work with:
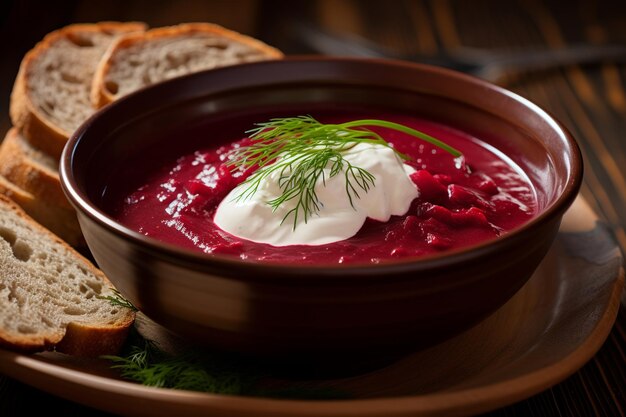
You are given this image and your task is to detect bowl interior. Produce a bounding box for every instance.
[65,58,580,266]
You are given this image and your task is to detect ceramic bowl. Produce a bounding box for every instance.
[60,58,582,363]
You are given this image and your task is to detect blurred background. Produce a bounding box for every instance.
[2,0,626,128]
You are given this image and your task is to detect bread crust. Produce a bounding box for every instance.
[10,22,147,159]
[0,194,135,355]
[10,71,67,159]
[0,128,69,209]
[91,22,283,108]
[0,173,84,247]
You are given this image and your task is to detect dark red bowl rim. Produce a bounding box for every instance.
[60,56,583,279]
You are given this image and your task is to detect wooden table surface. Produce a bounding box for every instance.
[1,0,626,416]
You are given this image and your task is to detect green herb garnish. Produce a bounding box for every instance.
[97,288,138,312]
[103,331,352,398]
[103,338,254,394]
[228,115,461,229]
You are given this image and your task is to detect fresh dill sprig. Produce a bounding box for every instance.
[103,330,352,398]
[228,115,462,229]
[97,288,138,312]
[102,338,255,394]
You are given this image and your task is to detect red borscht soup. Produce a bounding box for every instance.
[106,111,537,264]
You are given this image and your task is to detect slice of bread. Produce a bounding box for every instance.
[91,23,283,107]
[0,128,68,210]
[10,22,146,159]
[0,195,134,356]
[0,174,83,247]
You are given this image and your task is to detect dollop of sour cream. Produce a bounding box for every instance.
[214,143,419,246]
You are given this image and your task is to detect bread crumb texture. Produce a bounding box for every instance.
[104,29,280,98]
[0,197,133,354]
[27,30,122,136]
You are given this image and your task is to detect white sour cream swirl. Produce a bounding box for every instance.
[214,143,419,246]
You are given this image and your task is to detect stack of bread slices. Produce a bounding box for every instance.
[0,22,282,355]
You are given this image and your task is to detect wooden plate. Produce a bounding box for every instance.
[0,196,622,417]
